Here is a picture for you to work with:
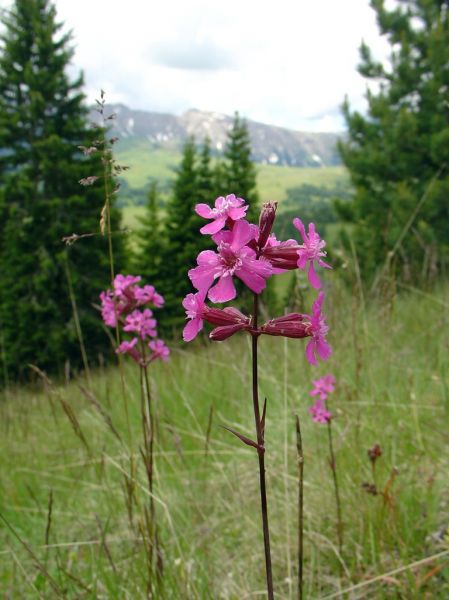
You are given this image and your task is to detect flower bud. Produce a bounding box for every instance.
[209,323,250,341]
[260,313,310,338]
[258,202,277,249]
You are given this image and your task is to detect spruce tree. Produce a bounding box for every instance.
[133,180,163,284]
[224,112,259,221]
[338,0,449,284]
[158,138,202,331]
[0,0,125,380]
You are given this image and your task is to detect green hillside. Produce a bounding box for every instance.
[117,143,349,232]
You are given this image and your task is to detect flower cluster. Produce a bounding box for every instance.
[308,374,335,424]
[100,274,169,365]
[183,196,332,365]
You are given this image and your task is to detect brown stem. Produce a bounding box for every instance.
[327,421,343,558]
[295,415,304,600]
[252,294,274,600]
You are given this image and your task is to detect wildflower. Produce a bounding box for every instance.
[188,219,272,303]
[123,309,157,339]
[134,285,164,308]
[113,274,141,298]
[309,398,332,424]
[182,291,207,342]
[116,338,141,364]
[100,290,118,327]
[149,339,170,362]
[304,292,332,365]
[310,374,336,400]
[293,218,331,289]
[195,194,248,234]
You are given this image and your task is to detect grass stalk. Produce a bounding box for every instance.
[326,421,343,560]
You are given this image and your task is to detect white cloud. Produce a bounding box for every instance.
[1,0,391,131]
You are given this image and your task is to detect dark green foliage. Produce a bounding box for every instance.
[223,112,259,221]
[0,0,125,381]
[157,138,214,331]
[275,182,353,240]
[133,181,164,283]
[339,0,449,284]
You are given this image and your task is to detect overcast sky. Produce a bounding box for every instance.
[1,0,392,132]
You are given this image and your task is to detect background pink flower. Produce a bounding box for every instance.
[310,374,336,400]
[305,292,332,365]
[293,218,331,289]
[309,398,332,424]
[195,194,248,234]
[149,339,170,362]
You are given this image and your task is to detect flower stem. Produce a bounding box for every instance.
[326,421,343,558]
[295,415,304,600]
[252,294,274,600]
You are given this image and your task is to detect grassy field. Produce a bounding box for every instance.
[1,281,448,598]
[115,140,348,202]
[119,156,348,235]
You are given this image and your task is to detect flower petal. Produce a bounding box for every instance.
[183,318,203,342]
[230,219,256,252]
[200,216,227,235]
[236,269,267,294]
[188,264,218,292]
[308,262,322,289]
[208,275,236,303]
[195,203,214,218]
[305,339,317,366]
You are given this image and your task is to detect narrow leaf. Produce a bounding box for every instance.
[222,426,264,452]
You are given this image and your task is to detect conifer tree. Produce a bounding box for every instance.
[159,138,205,330]
[133,180,163,284]
[338,0,449,284]
[0,0,125,380]
[224,112,259,221]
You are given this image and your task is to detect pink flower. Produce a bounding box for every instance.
[123,309,157,339]
[310,374,336,400]
[293,218,331,289]
[149,339,170,362]
[113,274,142,298]
[188,219,272,303]
[195,194,248,234]
[309,398,332,424]
[182,291,207,342]
[100,290,118,327]
[116,338,141,364]
[305,292,332,366]
[134,285,164,308]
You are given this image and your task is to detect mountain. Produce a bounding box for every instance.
[89,104,342,168]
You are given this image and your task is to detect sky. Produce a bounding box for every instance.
[1,0,392,132]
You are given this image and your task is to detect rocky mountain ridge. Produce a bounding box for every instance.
[89,104,342,168]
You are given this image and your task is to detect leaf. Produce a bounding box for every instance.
[221,426,264,453]
[260,397,267,439]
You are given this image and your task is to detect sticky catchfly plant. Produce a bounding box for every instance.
[183,196,333,599]
[99,274,168,594]
[308,374,343,558]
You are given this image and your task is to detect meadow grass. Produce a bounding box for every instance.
[1,281,448,598]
